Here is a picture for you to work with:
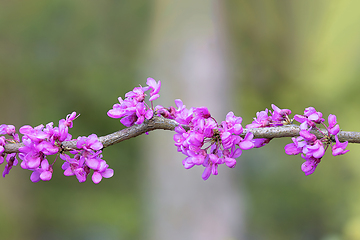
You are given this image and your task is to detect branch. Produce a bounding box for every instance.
[3,116,360,154]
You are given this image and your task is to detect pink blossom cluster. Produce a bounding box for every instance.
[169,100,254,180]
[60,134,113,184]
[107,79,256,180]
[0,112,113,183]
[246,104,292,147]
[107,78,161,127]
[284,107,349,175]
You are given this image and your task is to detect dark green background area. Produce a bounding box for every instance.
[1,1,360,239]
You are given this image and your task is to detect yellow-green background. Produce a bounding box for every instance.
[1,1,360,239]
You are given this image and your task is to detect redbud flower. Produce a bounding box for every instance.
[270,104,291,125]
[246,109,270,128]
[328,114,340,135]
[76,134,103,151]
[284,136,305,155]
[146,77,161,101]
[30,159,53,182]
[332,135,349,156]
[304,107,324,124]
[2,153,18,177]
[301,156,321,176]
[61,154,89,183]
[303,140,325,159]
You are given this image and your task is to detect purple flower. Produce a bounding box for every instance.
[328,114,340,135]
[223,148,242,168]
[301,156,321,176]
[76,134,103,152]
[30,159,53,182]
[202,154,223,180]
[2,153,18,177]
[253,138,271,148]
[172,107,252,180]
[135,102,153,125]
[125,86,148,102]
[270,104,291,125]
[304,107,324,123]
[174,99,194,125]
[223,111,243,135]
[61,154,90,183]
[194,107,211,119]
[155,105,176,119]
[303,140,325,159]
[92,167,114,184]
[284,136,306,155]
[0,124,16,135]
[146,78,161,101]
[238,132,254,150]
[107,79,159,127]
[0,136,5,158]
[221,131,240,149]
[332,135,349,156]
[299,130,317,142]
[63,112,78,128]
[246,109,270,128]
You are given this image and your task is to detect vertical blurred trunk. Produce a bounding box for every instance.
[139,1,244,240]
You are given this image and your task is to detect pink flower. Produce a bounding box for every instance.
[30,159,53,182]
[76,134,103,151]
[328,114,340,135]
[246,109,270,128]
[146,78,161,101]
[332,135,349,156]
[301,156,321,176]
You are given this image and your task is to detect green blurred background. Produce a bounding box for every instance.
[1,1,360,239]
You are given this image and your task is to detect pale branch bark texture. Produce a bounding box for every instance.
[3,116,360,154]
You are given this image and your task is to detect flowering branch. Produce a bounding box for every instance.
[4,117,359,155]
[0,78,354,183]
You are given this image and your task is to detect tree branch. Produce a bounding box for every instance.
[3,116,360,154]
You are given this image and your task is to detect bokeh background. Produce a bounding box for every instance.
[1,1,360,239]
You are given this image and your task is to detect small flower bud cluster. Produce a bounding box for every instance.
[284,107,349,175]
[107,78,161,127]
[246,104,292,147]
[170,100,254,180]
[0,112,113,183]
